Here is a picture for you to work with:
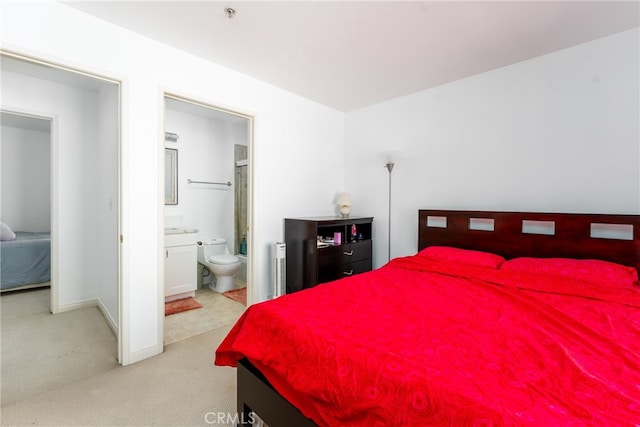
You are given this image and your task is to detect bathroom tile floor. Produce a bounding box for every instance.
[164,285,246,345]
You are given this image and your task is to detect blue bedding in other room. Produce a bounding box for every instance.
[0,231,51,290]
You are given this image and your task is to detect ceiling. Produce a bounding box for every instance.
[63,1,639,112]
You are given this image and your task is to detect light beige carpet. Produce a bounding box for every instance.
[1,288,118,407]
[1,324,239,427]
[2,287,245,427]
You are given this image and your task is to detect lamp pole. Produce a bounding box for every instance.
[384,162,394,262]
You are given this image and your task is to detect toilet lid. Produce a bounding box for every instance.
[208,254,240,265]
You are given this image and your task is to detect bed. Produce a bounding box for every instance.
[1,231,51,292]
[215,210,640,426]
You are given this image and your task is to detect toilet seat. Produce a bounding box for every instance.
[208,254,240,265]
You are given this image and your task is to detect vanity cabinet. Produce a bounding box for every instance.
[164,232,198,302]
[284,216,373,293]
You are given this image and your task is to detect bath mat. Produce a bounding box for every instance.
[222,287,246,306]
[165,297,203,316]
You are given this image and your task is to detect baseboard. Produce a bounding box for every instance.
[96,299,119,336]
[58,298,118,337]
[57,298,161,366]
[57,299,98,313]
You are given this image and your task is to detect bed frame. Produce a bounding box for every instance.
[237,209,640,426]
[417,210,640,274]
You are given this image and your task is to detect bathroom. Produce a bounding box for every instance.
[163,95,250,343]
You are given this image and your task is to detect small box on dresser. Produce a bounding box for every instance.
[284,216,373,293]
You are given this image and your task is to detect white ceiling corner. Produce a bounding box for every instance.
[62,1,640,112]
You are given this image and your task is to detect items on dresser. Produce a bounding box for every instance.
[284,216,373,293]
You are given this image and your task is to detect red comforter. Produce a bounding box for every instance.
[216,255,640,426]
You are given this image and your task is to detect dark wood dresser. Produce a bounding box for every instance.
[284,216,373,293]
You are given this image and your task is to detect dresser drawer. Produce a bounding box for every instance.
[285,216,374,293]
[318,240,372,268]
[318,259,372,284]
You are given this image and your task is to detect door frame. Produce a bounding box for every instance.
[0,109,57,311]
[1,50,124,364]
[159,91,255,346]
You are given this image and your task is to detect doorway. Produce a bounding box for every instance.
[0,111,52,299]
[0,52,121,362]
[161,94,253,345]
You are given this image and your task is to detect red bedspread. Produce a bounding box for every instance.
[216,255,640,426]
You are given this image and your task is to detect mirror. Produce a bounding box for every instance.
[165,148,178,205]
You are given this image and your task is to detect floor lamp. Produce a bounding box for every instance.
[384,161,395,262]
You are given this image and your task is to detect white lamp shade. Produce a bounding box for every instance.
[336,192,352,206]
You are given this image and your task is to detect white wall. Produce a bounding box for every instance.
[93,84,120,325]
[0,124,51,231]
[4,2,636,365]
[1,1,345,364]
[164,108,244,247]
[0,70,119,328]
[345,28,640,268]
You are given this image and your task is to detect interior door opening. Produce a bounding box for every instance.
[161,93,253,346]
[1,52,122,363]
[0,111,52,301]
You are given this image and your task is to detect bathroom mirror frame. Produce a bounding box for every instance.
[165,148,178,205]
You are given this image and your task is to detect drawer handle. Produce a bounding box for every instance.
[343,250,354,256]
[343,270,354,276]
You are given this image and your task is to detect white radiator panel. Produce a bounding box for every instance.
[271,242,286,298]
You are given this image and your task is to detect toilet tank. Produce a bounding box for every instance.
[199,238,229,258]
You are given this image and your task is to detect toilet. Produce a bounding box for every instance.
[197,238,241,292]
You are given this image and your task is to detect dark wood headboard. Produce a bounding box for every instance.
[418,210,640,274]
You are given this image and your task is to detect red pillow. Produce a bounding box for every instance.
[500,257,639,288]
[417,246,505,269]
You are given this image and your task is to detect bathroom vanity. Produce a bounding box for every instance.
[164,228,198,302]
